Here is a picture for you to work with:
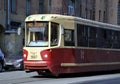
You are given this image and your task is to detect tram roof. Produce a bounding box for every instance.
[25,14,74,22]
[75,17,120,31]
[25,14,120,31]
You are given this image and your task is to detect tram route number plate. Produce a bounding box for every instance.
[30,52,37,59]
[31,55,37,59]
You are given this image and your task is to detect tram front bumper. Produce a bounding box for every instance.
[24,61,48,70]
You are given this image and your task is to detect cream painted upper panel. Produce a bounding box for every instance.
[25,14,75,29]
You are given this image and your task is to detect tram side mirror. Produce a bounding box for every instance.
[17,27,21,35]
[61,25,64,35]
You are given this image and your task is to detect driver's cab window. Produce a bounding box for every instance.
[26,22,49,47]
[51,22,59,46]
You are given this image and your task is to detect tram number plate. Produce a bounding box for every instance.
[31,55,37,59]
[30,52,38,59]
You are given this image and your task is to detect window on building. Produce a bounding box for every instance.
[92,0,95,20]
[11,0,17,13]
[92,10,95,20]
[4,0,7,10]
[68,0,74,15]
[39,0,43,14]
[103,11,106,22]
[26,0,31,16]
[85,0,88,19]
[99,10,101,21]
[49,0,51,13]
[0,0,2,10]
[10,21,21,30]
[79,3,82,17]
[118,1,120,25]
[90,10,92,20]
[85,8,88,18]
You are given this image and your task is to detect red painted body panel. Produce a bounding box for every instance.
[24,48,120,75]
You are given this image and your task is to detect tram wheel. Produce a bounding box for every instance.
[37,70,52,76]
[37,70,59,77]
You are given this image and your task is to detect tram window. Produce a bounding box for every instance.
[26,22,49,47]
[96,28,103,48]
[112,31,120,49]
[76,24,120,49]
[117,32,120,48]
[88,27,96,47]
[98,29,108,48]
[77,24,88,47]
[51,22,59,46]
[64,29,75,46]
[96,28,112,48]
[105,30,111,48]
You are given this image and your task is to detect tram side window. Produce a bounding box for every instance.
[77,24,88,47]
[96,29,101,48]
[96,28,113,48]
[64,29,75,46]
[97,29,120,49]
[111,31,120,49]
[117,31,120,48]
[96,29,107,48]
[89,27,97,47]
[104,29,111,48]
[51,22,59,46]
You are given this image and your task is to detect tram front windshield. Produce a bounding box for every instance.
[26,22,59,47]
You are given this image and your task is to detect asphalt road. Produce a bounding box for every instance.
[0,71,120,84]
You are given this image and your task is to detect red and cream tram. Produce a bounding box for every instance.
[23,14,120,76]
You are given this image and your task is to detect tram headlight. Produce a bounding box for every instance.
[23,54,27,58]
[41,49,50,61]
[23,49,28,60]
[44,54,48,58]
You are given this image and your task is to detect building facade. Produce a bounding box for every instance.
[0,0,45,56]
[0,0,120,57]
[49,0,119,25]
